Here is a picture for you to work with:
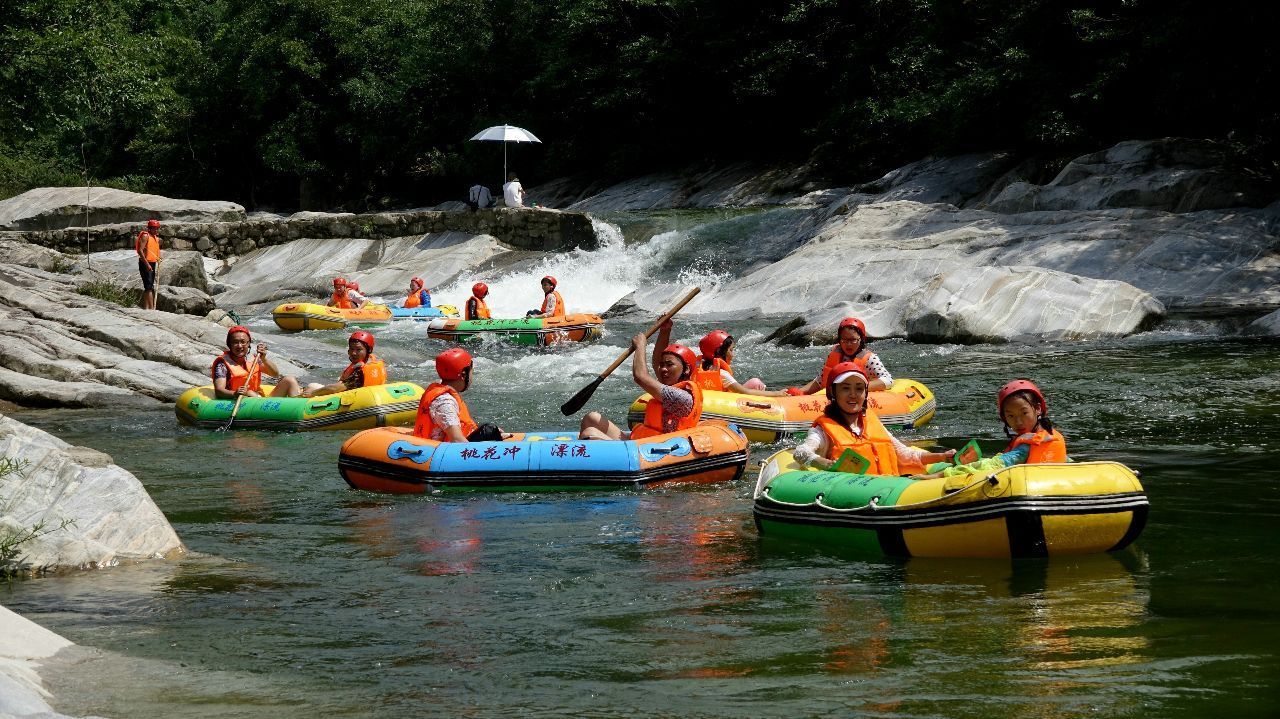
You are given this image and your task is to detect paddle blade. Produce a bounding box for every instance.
[832,448,872,474]
[954,439,982,466]
[561,376,604,416]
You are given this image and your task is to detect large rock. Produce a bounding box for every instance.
[902,266,1164,342]
[74,249,211,293]
[0,414,184,573]
[855,152,1020,207]
[212,232,508,308]
[535,164,821,212]
[1243,308,1280,336]
[156,285,216,315]
[985,138,1270,214]
[0,605,80,719]
[0,186,245,231]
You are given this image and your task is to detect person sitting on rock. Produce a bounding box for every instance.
[327,277,367,309]
[302,331,386,397]
[693,329,788,397]
[578,320,703,440]
[793,363,952,474]
[212,326,304,399]
[790,317,892,396]
[400,277,432,309]
[466,283,491,320]
[526,275,566,319]
[412,348,508,442]
[912,379,1066,479]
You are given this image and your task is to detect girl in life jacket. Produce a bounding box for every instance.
[212,326,304,399]
[400,277,432,308]
[693,330,788,397]
[327,277,368,309]
[912,379,1067,479]
[792,363,954,475]
[302,331,387,397]
[527,275,566,319]
[578,320,703,440]
[412,348,509,442]
[466,282,491,320]
[789,317,893,396]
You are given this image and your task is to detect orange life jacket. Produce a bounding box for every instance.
[1004,428,1068,463]
[818,348,873,387]
[341,355,387,388]
[211,352,262,394]
[413,383,478,440]
[692,357,732,391]
[135,230,160,263]
[403,291,422,308]
[631,381,703,439]
[466,296,491,320]
[330,289,353,309]
[541,289,566,318]
[814,411,901,475]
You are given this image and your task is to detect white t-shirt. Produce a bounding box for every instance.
[503,180,524,207]
[427,393,461,441]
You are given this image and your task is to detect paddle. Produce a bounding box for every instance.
[219,351,262,432]
[560,287,701,415]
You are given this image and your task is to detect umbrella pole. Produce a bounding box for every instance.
[503,141,508,191]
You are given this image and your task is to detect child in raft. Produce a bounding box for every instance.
[465,283,491,320]
[400,277,432,308]
[212,326,304,399]
[412,348,509,442]
[526,275,566,318]
[793,363,954,474]
[912,379,1067,479]
[301,331,386,397]
[791,317,893,395]
[579,320,703,440]
[327,277,368,309]
[693,330,788,397]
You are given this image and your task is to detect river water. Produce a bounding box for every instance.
[4,212,1279,718]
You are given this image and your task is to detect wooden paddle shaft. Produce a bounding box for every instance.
[223,352,263,429]
[594,287,701,379]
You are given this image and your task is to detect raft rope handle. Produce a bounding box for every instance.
[761,474,997,512]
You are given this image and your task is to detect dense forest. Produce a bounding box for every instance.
[2,0,1278,210]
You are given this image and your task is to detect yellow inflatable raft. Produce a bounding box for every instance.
[752,449,1148,558]
[627,379,935,443]
[271,302,393,331]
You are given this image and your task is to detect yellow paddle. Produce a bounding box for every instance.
[560,287,701,415]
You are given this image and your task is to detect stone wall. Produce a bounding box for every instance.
[8,207,598,259]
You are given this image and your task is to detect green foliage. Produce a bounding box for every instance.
[77,279,141,307]
[2,0,1278,207]
[0,457,74,579]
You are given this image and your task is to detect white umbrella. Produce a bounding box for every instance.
[469,124,542,189]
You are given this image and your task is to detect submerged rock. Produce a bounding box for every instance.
[0,415,184,573]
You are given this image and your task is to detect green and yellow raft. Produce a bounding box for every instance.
[752,449,1147,558]
[426,313,604,346]
[175,382,424,431]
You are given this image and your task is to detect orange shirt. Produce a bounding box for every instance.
[135,230,161,263]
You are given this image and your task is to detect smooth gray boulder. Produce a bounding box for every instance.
[74,249,211,293]
[986,138,1269,214]
[155,285,216,316]
[0,414,184,573]
[540,164,818,212]
[855,152,1020,207]
[0,186,244,231]
[1243,308,1280,336]
[0,605,85,719]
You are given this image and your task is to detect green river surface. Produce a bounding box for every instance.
[4,318,1278,718]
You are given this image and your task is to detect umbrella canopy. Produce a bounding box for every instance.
[469,124,542,190]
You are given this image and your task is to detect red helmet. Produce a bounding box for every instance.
[663,344,698,379]
[349,331,375,352]
[699,330,732,359]
[541,275,557,289]
[147,219,160,229]
[472,282,489,298]
[333,277,347,288]
[349,281,360,291]
[409,277,424,290]
[838,316,866,338]
[825,361,869,400]
[436,348,473,381]
[997,379,1047,419]
[226,325,252,346]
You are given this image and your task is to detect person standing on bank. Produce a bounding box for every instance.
[502,172,524,208]
[135,219,162,310]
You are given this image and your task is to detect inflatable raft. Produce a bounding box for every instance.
[338,423,749,493]
[628,379,935,443]
[175,382,425,431]
[271,302,393,331]
[390,304,459,321]
[752,449,1147,558]
[426,314,604,346]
